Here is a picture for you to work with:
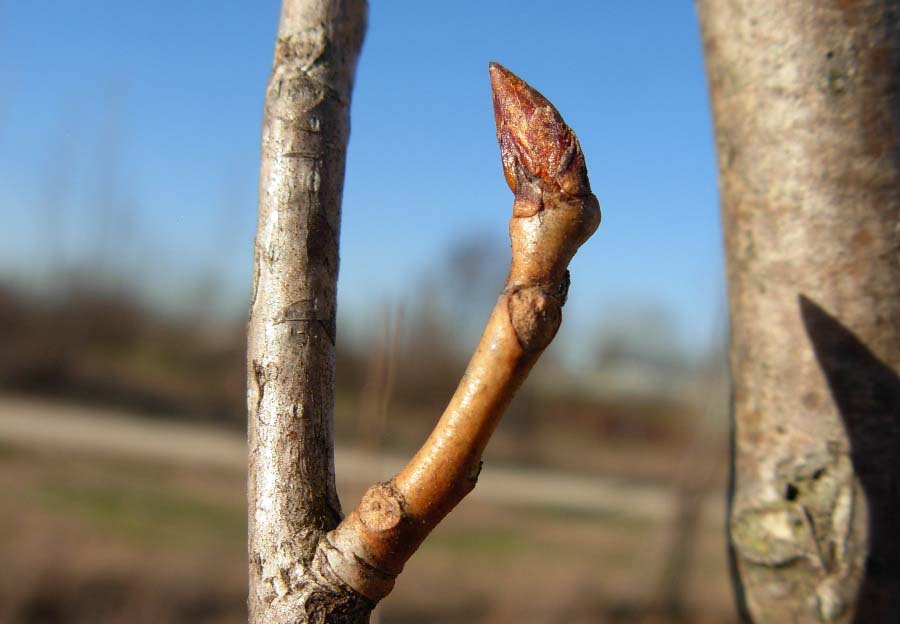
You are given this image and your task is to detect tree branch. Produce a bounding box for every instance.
[322,63,601,602]
[247,2,367,622]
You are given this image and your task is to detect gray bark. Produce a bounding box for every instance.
[247,1,368,622]
[698,1,900,622]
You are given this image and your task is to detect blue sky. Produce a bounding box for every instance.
[0,2,723,356]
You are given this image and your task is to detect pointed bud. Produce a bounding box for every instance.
[489,63,591,198]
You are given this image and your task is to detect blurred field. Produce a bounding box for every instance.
[1,4,733,620]
[0,394,735,624]
[0,267,737,623]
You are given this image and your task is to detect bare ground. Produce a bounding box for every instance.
[0,394,736,623]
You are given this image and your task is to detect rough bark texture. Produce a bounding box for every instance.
[247,1,367,622]
[698,1,900,622]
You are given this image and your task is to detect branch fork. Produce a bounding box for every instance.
[322,63,601,602]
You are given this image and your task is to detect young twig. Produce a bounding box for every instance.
[321,63,601,601]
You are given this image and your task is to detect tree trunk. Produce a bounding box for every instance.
[698,1,900,622]
[247,1,367,622]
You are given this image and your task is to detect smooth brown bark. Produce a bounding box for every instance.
[324,63,600,603]
[698,1,900,622]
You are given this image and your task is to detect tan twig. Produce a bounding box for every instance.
[322,63,601,601]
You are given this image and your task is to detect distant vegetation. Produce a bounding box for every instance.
[0,278,721,476]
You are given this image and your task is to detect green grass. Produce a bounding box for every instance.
[32,477,245,551]
[427,526,533,559]
[510,500,658,528]
[0,442,23,459]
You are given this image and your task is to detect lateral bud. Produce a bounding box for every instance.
[508,286,563,352]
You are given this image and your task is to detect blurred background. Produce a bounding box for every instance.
[0,1,734,623]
